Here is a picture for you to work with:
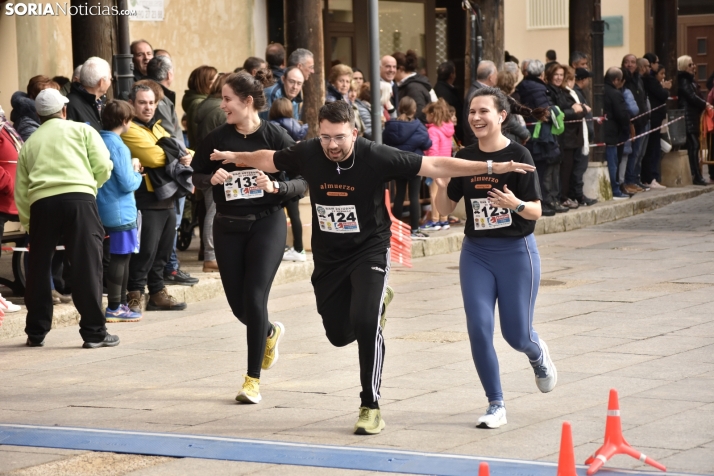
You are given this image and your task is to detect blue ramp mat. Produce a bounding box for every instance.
[0,424,695,476]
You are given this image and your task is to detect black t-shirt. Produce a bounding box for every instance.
[447,141,541,238]
[273,137,423,266]
[192,121,295,215]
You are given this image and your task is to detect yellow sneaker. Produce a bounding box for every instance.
[380,286,394,330]
[235,375,261,404]
[262,322,284,370]
[354,407,386,435]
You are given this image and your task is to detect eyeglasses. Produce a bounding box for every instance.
[286,79,303,87]
[319,135,349,145]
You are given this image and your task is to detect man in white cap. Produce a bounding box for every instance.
[15,88,118,348]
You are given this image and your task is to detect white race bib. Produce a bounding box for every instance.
[315,204,360,233]
[471,198,512,230]
[223,169,264,201]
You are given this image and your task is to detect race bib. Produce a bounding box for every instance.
[316,204,360,233]
[471,198,512,230]
[224,169,264,201]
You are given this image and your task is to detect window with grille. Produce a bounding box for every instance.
[527,0,569,30]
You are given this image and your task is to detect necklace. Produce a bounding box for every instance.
[236,119,261,138]
[336,152,356,174]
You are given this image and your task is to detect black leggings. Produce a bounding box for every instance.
[284,199,303,252]
[214,210,287,379]
[392,176,422,231]
[107,253,130,309]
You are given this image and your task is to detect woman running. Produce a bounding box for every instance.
[434,87,557,429]
[192,70,307,404]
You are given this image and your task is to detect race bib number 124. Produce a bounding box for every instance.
[471,198,512,229]
[224,169,264,201]
[316,204,360,233]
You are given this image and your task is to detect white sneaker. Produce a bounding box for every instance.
[282,247,306,262]
[0,294,21,313]
[532,339,557,393]
[649,179,667,190]
[477,404,507,429]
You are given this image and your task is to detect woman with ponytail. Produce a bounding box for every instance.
[191,70,308,404]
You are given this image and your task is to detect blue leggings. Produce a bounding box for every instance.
[459,234,543,404]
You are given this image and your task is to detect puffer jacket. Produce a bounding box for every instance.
[382,119,432,155]
[182,89,207,146]
[425,122,455,157]
[547,84,586,150]
[96,131,142,230]
[325,83,345,103]
[10,91,40,141]
[398,73,433,122]
[271,117,308,141]
[677,70,707,134]
[516,76,560,161]
[515,76,552,113]
[0,123,21,215]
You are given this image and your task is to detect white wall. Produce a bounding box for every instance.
[254,0,268,59]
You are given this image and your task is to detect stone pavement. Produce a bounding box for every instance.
[1,193,713,475]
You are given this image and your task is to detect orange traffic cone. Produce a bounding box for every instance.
[585,389,666,475]
[557,421,577,476]
[385,190,412,268]
[478,461,489,476]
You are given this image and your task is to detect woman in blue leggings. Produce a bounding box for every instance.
[435,87,557,429]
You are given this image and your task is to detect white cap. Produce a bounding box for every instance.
[35,88,69,116]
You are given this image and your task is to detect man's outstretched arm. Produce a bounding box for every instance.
[210,149,279,173]
[418,156,535,178]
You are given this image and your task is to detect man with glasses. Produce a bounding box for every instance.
[210,100,535,435]
[260,66,305,121]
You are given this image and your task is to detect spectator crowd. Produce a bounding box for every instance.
[1,38,714,343]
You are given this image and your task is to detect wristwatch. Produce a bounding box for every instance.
[487,160,493,175]
[272,181,281,194]
[513,201,526,213]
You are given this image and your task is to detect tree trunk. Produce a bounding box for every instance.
[570,0,594,104]
[286,0,325,139]
[474,0,504,70]
[70,0,117,98]
[653,0,678,91]
[569,0,593,65]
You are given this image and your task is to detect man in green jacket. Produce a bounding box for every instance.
[16,88,119,349]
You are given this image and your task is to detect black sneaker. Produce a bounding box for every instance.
[82,334,120,349]
[541,206,556,217]
[636,182,651,191]
[26,338,45,347]
[553,203,569,213]
[164,269,199,286]
[577,196,598,206]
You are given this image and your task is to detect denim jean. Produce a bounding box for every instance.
[164,196,186,272]
[625,137,643,185]
[606,146,620,195]
[633,128,650,182]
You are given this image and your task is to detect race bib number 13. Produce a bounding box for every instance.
[471,198,512,229]
[316,204,360,233]
[224,169,264,201]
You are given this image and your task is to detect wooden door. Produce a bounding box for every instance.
[687,25,714,90]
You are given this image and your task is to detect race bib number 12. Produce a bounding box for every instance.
[471,198,512,229]
[224,169,264,201]
[316,204,360,233]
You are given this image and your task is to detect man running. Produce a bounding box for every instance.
[210,101,534,434]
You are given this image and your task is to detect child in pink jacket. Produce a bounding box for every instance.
[422,99,455,230]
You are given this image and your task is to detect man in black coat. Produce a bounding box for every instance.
[66,57,111,131]
[621,54,650,191]
[641,57,670,188]
[433,61,463,143]
[603,67,631,199]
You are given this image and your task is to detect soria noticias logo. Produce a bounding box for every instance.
[4,2,136,16]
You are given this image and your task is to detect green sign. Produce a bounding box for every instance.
[603,16,624,47]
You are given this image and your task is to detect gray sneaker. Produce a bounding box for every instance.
[532,339,557,393]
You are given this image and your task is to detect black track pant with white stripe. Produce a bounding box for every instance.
[312,249,390,408]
